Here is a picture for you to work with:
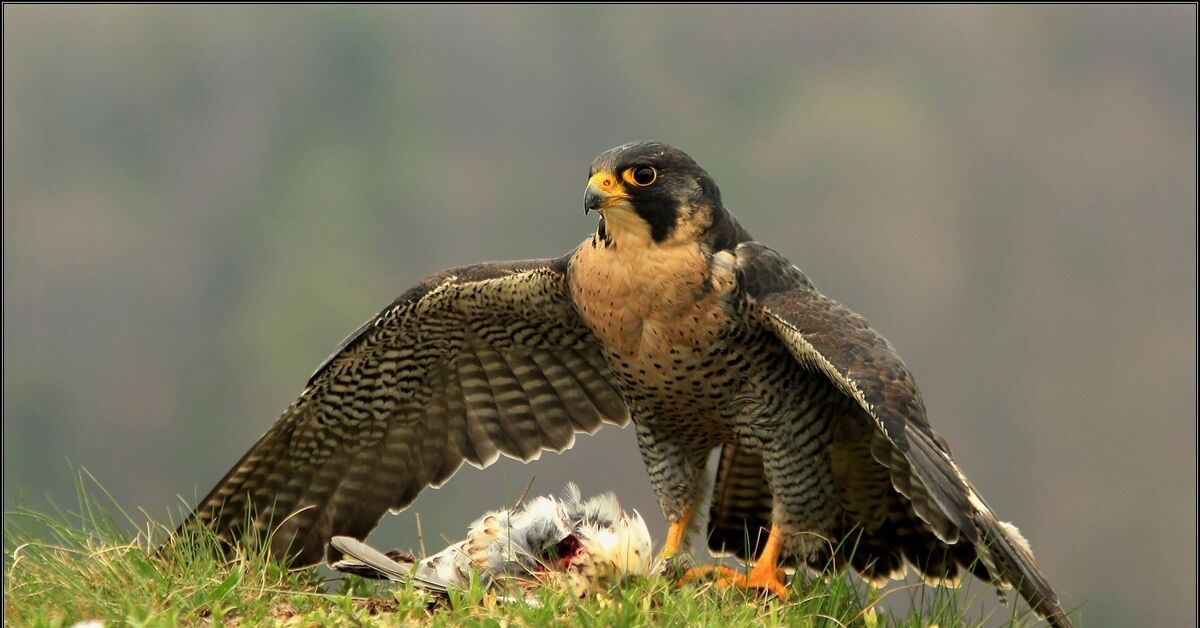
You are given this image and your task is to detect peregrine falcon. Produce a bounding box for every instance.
[184,141,1071,626]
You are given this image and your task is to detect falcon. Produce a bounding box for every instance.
[330,483,652,598]
[183,141,1071,626]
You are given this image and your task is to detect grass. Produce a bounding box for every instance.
[5,471,1042,627]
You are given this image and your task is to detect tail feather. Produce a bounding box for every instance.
[331,545,417,580]
[706,444,773,561]
[330,536,449,594]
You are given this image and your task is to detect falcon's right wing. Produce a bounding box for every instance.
[180,255,629,567]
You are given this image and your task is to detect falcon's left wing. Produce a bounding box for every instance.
[734,242,1071,628]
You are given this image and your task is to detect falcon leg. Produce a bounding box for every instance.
[660,505,693,560]
[681,524,790,599]
[683,405,836,601]
[633,420,707,561]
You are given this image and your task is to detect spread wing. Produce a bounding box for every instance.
[735,242,1071,628]
[182,256,629,566]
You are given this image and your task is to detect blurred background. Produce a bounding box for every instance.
[3,5,1194,626]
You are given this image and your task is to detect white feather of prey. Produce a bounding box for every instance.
[331,484,653,598]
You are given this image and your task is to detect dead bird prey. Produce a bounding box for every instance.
[331,484,652,598]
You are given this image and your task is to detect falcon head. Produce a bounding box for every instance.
[584,141,730,246]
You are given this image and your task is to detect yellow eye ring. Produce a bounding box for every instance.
[622,165,658,187]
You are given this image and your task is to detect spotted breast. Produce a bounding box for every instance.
[567,231,740,432]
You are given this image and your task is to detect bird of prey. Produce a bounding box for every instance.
[184,141,1071,626]
[330,483,652,598]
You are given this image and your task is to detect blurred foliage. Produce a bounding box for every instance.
[3,5,1195,627]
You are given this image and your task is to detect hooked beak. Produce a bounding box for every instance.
[583,171,630,215]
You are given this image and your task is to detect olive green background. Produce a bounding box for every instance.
[4,6,1195,626]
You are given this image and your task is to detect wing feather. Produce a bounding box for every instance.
[181,256,629,566]
[528,349,609,433]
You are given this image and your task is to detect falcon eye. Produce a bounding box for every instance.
[623,165,658,187]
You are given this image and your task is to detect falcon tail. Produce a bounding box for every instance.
[706,444,773,561]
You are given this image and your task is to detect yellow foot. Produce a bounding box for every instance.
[659,508,693,562]
[680,523,790,600]
[680,565,789,600]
